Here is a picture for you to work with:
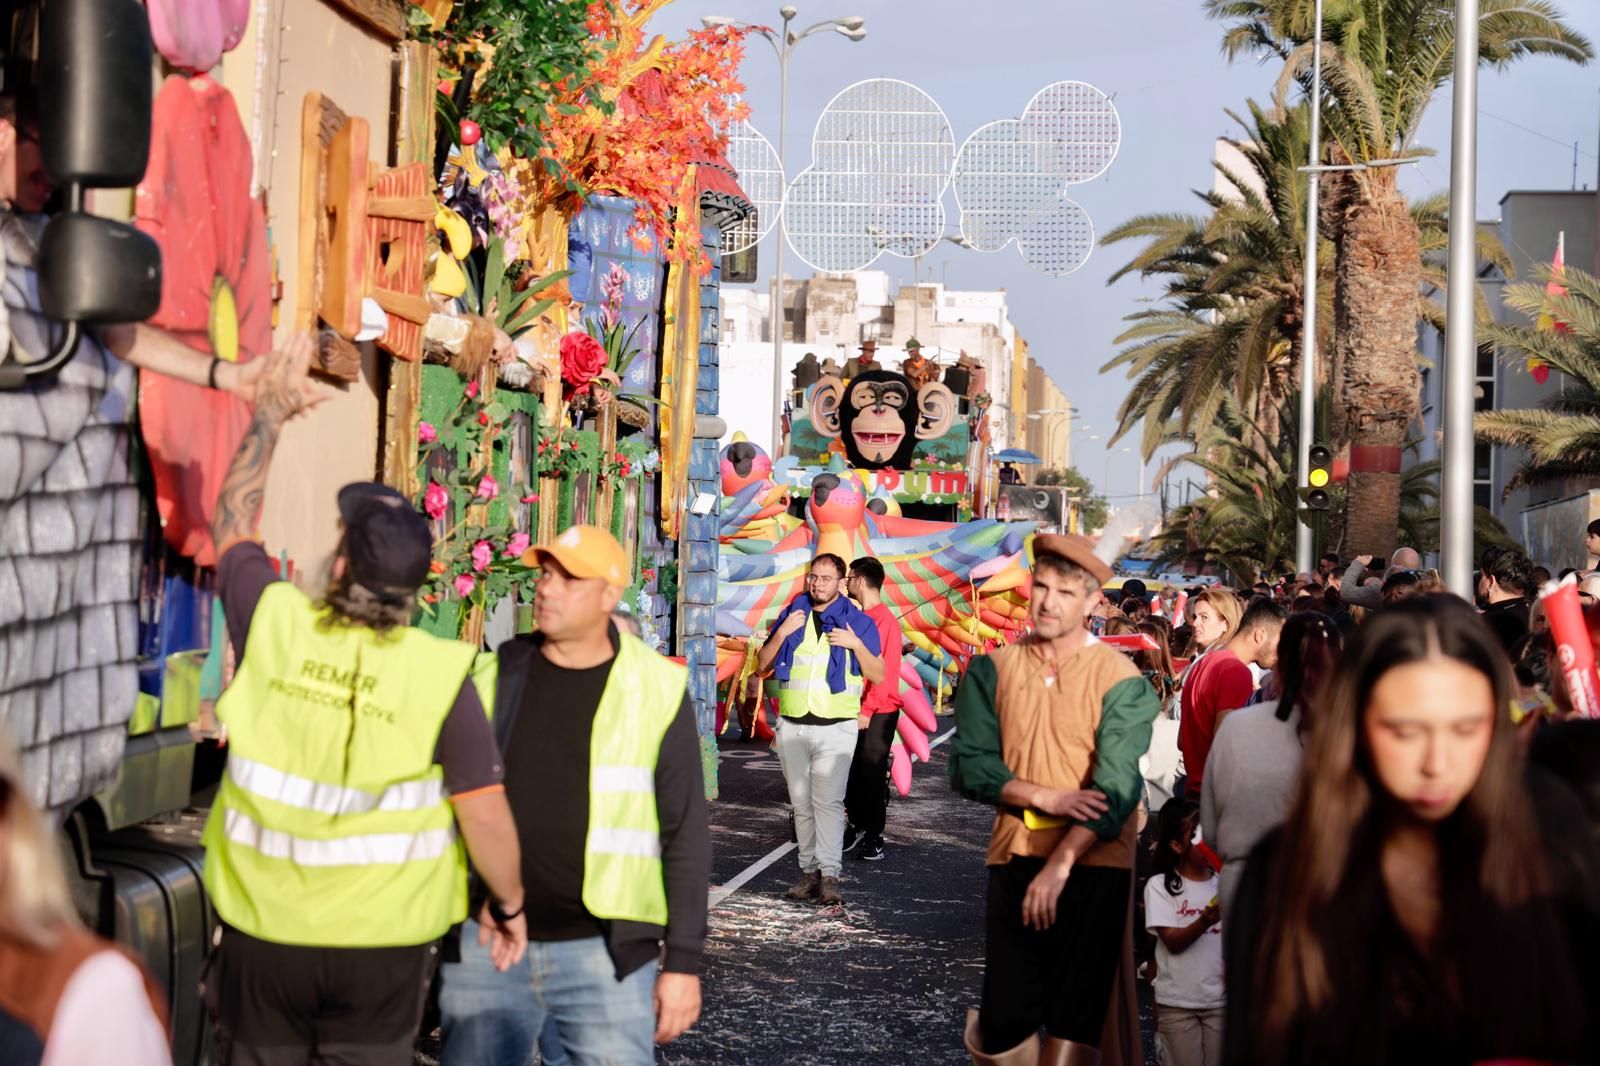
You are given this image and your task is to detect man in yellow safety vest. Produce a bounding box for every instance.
[197,335,527,1065]
[438,525,710,1066]
[757,552,885,907]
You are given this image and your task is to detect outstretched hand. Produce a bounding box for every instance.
[252,333,329,425]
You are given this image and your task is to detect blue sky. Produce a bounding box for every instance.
[652,1,1600,503]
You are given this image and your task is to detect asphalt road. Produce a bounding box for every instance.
[662,730,991,1066]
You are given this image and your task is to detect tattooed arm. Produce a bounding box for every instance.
[210,333,323,557]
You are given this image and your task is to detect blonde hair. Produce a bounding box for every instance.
[1192,587,1242,650]
[0,738,82,947]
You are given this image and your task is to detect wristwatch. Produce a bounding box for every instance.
[488,897,524,923]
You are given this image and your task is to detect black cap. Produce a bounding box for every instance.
[1121,578,1148,601]
[337,482,433,594]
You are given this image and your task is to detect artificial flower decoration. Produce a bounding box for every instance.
[147,0,249,74]
[135,75,271,566]
[424,482,449,520]
[560,329,607,399]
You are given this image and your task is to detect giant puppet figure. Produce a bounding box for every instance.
[808,368,959,470]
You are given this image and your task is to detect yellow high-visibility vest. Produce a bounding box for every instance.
[202,583,476,947]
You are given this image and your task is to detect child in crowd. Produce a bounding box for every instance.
[1145,799,1224,1066]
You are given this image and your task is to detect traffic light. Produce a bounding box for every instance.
[1305,444,1332,510]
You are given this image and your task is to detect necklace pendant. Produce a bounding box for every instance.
[1043,675,1055,688]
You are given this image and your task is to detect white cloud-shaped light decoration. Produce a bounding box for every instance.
[952,81,1121,277]
[722,114,785,256]
[783,78,956,274]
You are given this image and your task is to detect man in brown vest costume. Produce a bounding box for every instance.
[950,534,1157,1066]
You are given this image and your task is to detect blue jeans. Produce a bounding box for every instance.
[439,922,656,1066]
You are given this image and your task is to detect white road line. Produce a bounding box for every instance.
[708,725,958,910]
[708,841,796,910]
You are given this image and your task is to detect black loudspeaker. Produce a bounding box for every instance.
[37,0,153,187]
[38,212,162,322]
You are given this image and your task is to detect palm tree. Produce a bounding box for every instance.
[1152,391,1512,581]
[1102,98,1323,460]
[1205,0,1591,558]
[1101,97,1508,466]
[1475,265,1600,492]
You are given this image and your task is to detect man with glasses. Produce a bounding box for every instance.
[757,553,885,906]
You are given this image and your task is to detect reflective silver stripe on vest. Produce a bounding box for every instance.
[223,808,455,866]
[227,754,444,815]
[589,827,661,858]
[592,766,655,793]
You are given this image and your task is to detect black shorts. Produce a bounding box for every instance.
[200,924,438,1066]
[979,859,1130,1051]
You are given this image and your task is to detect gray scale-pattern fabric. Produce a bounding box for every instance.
[0,211,141,811]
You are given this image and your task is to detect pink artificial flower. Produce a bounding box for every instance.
[471,539,493,572]
[453,572,476,597]
[418,421,438,444]
[601,260,628,307]
[424,482,449,520]
[476,476,499,500]
[505,532,531,558]
[520,493,540,504]
[464,381,480,399]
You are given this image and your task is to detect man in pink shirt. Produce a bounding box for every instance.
[1178,598,1285,796]
[843,557,904,862]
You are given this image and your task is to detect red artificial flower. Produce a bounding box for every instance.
[478,411,490,426]
[560,330,607,394]
[465,381,480,399]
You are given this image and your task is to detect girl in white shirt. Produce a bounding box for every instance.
[1144,799,1223,1066]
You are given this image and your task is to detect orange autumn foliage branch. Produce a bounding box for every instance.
[524,0,750,270]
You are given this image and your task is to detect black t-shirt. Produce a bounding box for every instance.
[503,641,612,941]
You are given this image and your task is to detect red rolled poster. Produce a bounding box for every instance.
[1540,577,1600,719]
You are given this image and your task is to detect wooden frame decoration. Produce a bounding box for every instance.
[365,162,433,362]
[297,91,369,380]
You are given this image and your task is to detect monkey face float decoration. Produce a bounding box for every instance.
[810,369,957,469]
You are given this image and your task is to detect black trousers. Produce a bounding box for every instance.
[201,924,438,1066]
[979,859,1130,1051]
[843,710,899,838]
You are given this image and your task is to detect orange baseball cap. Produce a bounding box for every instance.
[521,525,629,585]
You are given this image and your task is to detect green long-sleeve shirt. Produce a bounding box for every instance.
[948,649,1157,843]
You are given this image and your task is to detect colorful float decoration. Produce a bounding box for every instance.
[712,443,1042,793]
[146,0,249,73]
[134,74,271,566]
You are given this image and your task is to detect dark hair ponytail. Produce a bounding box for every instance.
[1150,798,1198,896]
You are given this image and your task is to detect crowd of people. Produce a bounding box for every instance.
[1,320,1596,1066]
[996,544,1600,1066]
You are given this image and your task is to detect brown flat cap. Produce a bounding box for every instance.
[1032,532,1112,587]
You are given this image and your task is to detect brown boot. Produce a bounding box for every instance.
[818,875,844,905]
[1040,1036,1100,1066]
[963,1009,1040,1066]
[785,870,820,900]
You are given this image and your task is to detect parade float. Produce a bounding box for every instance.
[711,344,1059,794]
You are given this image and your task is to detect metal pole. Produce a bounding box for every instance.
[1295,0,1325,574]
[1441,0,1480,597]
[768,15,793,457]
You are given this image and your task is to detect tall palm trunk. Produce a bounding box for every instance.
[1337,170,1421,558]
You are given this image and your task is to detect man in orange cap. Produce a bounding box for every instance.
[439,525,710,1066]
[949,534,1158,1066]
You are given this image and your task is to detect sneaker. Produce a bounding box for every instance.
[859,837,885,862]
[785,870,820,901]
[818,876,844,906]
[841,824,862,853]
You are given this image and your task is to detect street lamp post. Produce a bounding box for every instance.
[704,8,866,456]
[1294,0,1325,575]
[1441,0,1480,596]
[1104,445,1131,500]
